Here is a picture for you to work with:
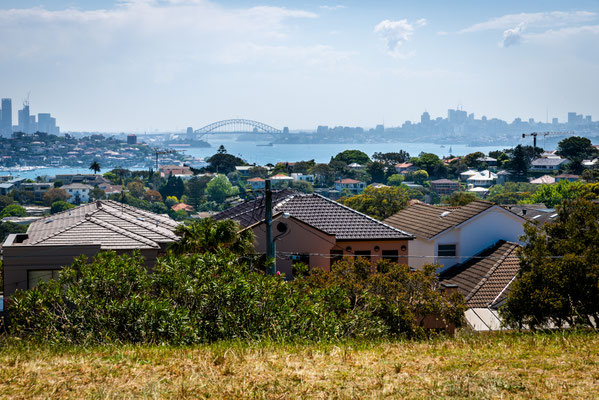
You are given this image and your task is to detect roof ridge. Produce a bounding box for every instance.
[34,202,95,225]
[465,241,517,305]
[86,216,160,248]
[308,193,413,237]
[102,200,178,227]
[100,204,178,238]
[29,217,91,245]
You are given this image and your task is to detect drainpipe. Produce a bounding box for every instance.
[265,179,276,275]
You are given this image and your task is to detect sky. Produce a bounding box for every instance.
[0,0,598,132]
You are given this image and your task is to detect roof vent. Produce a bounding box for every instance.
[532,215,541,220]
[138,217,145,222]
[550,213,558,218]
[440,211,450,217]
[45,219,53,224]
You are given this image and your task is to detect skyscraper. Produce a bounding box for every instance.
[18,104,30,134]
[1,98,12,137]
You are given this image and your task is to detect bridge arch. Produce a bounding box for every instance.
[194,119,282,136]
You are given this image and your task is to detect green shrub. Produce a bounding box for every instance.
[6,251,464,345]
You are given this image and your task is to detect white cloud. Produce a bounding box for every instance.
[501,23,525,47]
[374,18,426,57]
[319,5,346,11]
[461,11,596,33]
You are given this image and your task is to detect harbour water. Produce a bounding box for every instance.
[2,140,505,179]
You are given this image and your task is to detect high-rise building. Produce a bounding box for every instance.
[127,134,137,145]
[420,111,430,124]
[552,117,558,125]
[1,98,12,137]
[186,127,194,140]
[18,104,30,134]
[37,113,52,134]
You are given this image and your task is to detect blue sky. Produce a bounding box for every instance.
[1,0,598,132]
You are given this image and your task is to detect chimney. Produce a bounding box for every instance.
[522,209,527,216]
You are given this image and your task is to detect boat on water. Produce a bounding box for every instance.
[256,143,273,147]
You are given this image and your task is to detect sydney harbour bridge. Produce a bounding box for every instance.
[191,119,286,138]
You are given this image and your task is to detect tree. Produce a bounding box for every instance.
[143,189,163,203]
[206,174,239,203]
[310,164,335,186]
[366,162,386,183]
[89,160,101,175]
[185,176,212,209]
[159,176,185,199]
[217,145,227,154]
[410,170,429,185]
[90,187,106,201]
[170,218,254,256]
[506,145,542,179]
[526,180,583,208]
[557,136,596,162]
[413,153,446,178]
[501,199,599,329]
[0,221,28,243]
[339,185,409,220]
[0,195,14,212]
[206,152,245,174]
[127,181,145,199]
[280,180,314,194]
[463,152,486,169]
[372,151,410,167]
[446,192,476,206]
[386,174,405,186]
[248,166,269,178]
[1,204,27,218]
[332,150,371,165]
[51,201,76,214]
[293,160,316,174]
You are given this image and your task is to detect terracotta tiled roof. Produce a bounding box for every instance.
[171,203,194,212]
[335,178,362,184]
[383,200,496,239]
[24,200,179,249]
[247,177,265,182]
[440,241,521,308]
[213,190,412,240]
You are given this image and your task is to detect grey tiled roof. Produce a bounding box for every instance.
[440,241,521,308]
[383,200,497,239]
[24,200,179,250]
[213,190,412,240]
[531,157,568,166]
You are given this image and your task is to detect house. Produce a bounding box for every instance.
[54,174,110,186]
[269,174,294,188]
[213,190,413,278]
[383,200,526,270]
[246,177,266,190]
[159,165,193,178]
[335,178,365,195]
[171,203,194,213]
[467,170,497,187]
[439,241,521,331]
[503,204,557,225]
[459,169,478,181]
[20,182,53,202]
[530,175,555,185]
[530,157,568,172]
[2,200,179,298]
[62,183,93,204]
[467,187,489,196]
[394,162,417,174]
[476,156,497,167]
[348,163,363,170]
[496,170,512,185]
[98,183,123,196]
[555,174,580,182]
[291,173,314,183]
[429,179,460,196]
[235,166,253,177]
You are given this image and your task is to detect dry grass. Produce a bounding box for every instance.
[0,331,598,399]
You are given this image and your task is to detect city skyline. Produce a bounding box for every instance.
[1,0,598,131]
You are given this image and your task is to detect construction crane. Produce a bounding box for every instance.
[521,131,572,148]
[154,148,185,171]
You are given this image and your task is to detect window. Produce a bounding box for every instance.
[28,270,60,289]
[289,253,309,265]
[330,249,343,267]
[354,250,371,259]
[438,244,457,257]
[382,250,399,262]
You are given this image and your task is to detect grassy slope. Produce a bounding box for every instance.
[0,331,598,399]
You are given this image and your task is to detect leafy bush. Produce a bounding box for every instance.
[1,204,27,218]
[6,251,464,345]
[51,201,75,214]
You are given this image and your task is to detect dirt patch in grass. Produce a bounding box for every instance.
[0,331,598,399]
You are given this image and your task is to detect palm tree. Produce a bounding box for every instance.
[89,160,101,175]
[170,218,254,256]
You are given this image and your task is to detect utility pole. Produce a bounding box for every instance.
[265,179,276,275]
